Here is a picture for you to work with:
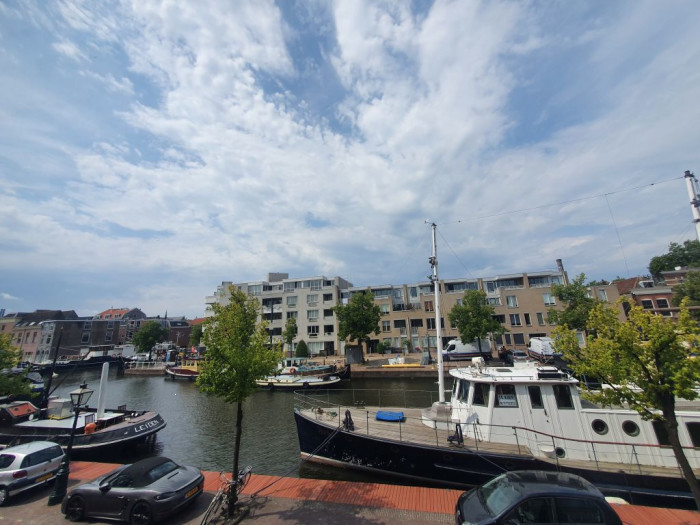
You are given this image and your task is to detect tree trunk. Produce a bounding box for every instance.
[477,338,484,359]
[228,400,244,517]
[662,401,700,510]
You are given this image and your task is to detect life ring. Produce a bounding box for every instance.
[289,367,296,374]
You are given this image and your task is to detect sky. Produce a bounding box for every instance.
[2,1,700,319]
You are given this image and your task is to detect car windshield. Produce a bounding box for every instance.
[477,475,521,516]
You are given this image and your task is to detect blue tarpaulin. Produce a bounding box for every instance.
[376,411,405,422]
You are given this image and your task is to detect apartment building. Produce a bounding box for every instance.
[205,273,353,356]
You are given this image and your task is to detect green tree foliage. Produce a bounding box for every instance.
[188,324,203,347]
[672,271,700,320]
[334,291,381,357]
[295,339,308,358]
[547,273,598,331]
[448,290,504,358]
[282,318,298,357]
[649,240,700,277]
[198,287,281,515]
[132,321,168,359]
[0,334,31,397]
[553,299,700,509]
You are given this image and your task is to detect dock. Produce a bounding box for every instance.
[2,461,696,524]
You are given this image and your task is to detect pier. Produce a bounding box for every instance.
[1,461,697,524]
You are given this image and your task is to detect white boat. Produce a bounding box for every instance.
[257,373,341,390]
[293,223,700,509]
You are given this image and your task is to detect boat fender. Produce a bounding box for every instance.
[84,422,97,435]
[289,367,296,374]
[343,409,354,431]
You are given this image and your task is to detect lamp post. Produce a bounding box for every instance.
[47,383,94,506]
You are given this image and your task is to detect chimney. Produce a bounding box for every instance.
[556,259,569,285]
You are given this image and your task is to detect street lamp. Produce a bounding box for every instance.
[47,383,94,506]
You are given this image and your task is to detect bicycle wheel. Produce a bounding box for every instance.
[200,488,226,525]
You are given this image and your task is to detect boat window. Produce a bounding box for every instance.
[472,383,490,406]
[622,420,640,437]
[528,386,544,409]
[591,419,608,435]
[652,420,671,447]
[687,422,700,447]
[495,384,518,407]
[457,380,470,402]
[552,385,573,409]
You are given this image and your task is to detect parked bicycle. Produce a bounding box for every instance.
[200,466,252,525]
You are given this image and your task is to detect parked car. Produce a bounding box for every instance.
[512,350,529,364]
[0,440,65,506]
[455,470,623,525]
[61,456,204,524]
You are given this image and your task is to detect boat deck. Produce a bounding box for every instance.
[298,405,695,481]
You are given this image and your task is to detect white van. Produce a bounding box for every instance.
[527,337,560,362]
[442,338,491,361]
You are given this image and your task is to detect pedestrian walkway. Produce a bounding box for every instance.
[0,461,697,524]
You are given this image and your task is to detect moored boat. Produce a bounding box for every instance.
[277,357,351,380]
[164,359,201,380]
[257,373,341,391]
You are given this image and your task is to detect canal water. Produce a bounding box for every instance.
[49,368,441,486]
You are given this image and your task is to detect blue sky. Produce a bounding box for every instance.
[1,0,700,319]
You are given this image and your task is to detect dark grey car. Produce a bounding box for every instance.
[455,470,623,525]
[61,456,204,525]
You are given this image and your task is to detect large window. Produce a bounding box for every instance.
[641,299,653,309]
[323,293,333,302]
[536,312,546,325]
[656,298,670,309]
[287,296,297,307]
[323,308,334,317]
[553,385,573,409]
[380,304,390,314]
[524,313,531,326]
[506,295,518,308]
[509,314,521,326]
[287,311,298,319]
[495,384,518,407]
[472,383,490,406]
[382,321,391,332]
[307,325,319,337]
[307,310,318,321]
[486,297,501,306]
[307,294,318,305]
[528,386,543,408]
[424,300,434,312]
[543,293,556,306]
[513,333,525,345]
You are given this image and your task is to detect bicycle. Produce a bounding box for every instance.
[200,466,252,525]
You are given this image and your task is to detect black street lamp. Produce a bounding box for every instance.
[47,382,94,506]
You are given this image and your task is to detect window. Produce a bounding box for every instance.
[286,311,298,319]
[307,325,319,337]
[686,422,700,447]
[622,420,640,436]
[324,325,334,334]
[495,384,518,407]
[307,310,318,321]
[505,498,554,524]
[506,295,518,307]
[307,294,318,305]
[81,333,90,343]
[592,419,609,435]
[382,321,391,332]
[536,312,546,325]
[287,296,297,307]
[472,383,490,406]
[656,298,670,309]
[555,497,604,524]
[424,300,434,312]
[513,333,525,345]
[323,293,333,302]
[528,386,543,408]
[457,379,470,402]
[504,333,512,345]
[427,318,436,330]
[598,289,608,301]
[524,313,531,326]
[394,319,406,335]
[486,297,501,306]
[380,304,390,314]
[543,293,556,306]
[641,299,653,309]
[492,314,506,324]
[323,308,334,317]
[509,314,521,326]
[553,385,573,409]
[652,421,671,447]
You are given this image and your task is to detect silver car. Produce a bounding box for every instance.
[62,456,204,524]
[0,440,65,506]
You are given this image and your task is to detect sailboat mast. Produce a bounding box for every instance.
[684,170,700,242]
[430,223,446,403]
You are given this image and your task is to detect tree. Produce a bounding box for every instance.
[649,240,700,277]
[553,299,700,509]
[0,334,31,398]
[132,321,168,360]
[334,291,381,357]
[547,273,598,331]
[672,270,700,320]
[295,339,308,358]
[189,324,203,348]
[448,290,504,358]
[282,318,298,357]
[198,287,281,516]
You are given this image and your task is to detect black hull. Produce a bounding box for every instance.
[36,357,125,377]
[0,412,166,457]
[294,410,696,510]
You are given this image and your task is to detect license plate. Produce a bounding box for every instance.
[185,486,199,499]
[36,473,55,483]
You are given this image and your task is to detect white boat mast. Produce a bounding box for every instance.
[430,222,446,403]
[684,170,700,242]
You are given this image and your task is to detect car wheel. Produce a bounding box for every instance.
[0,486,8,507]
[130,501,153,525]
[65,495,86,522]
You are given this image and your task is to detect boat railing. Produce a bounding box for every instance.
[125,360,167,371]
[294,391,696,473]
